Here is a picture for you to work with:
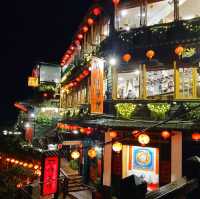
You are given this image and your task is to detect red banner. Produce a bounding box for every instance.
[25,127,33,143]
[90,57,104,114]
[42,156,59,196]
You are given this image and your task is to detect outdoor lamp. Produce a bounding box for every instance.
[109,57,117,66]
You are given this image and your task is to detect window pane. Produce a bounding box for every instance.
[147,0,174,26]
[117,72,139,99]
[147,69,174,97]
[179,0,200,20]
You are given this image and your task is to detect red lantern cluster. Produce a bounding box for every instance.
[57,123,94,136]
[64,69,90,89]
[60,5,103,66]
[92,7,102,16]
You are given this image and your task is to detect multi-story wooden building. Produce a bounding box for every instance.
[59,0,200,198]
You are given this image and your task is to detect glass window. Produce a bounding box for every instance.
[117,71,140,99]
[179,0,200,20]
[147,0,174,25]
[117,6,141,30]
[147,69,174,97]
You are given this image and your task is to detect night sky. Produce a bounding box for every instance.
[0,0,91,124]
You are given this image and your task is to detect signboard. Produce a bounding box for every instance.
[14,102,28,112]
[28,77,39,87]
[90,57,104,114]
[127,146,159,191]
[42,156,59,196]
[40,65,61,83]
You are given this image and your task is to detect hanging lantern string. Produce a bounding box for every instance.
[19,103,200,197]
[61,103,200,153]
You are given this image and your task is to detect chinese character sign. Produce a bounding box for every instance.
[42,156,59,196]
[28,77,39,87]
[90,57,104,114]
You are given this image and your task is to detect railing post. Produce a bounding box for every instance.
[63,177,68,199]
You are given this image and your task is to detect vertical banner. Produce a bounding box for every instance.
[42,156,59,196]
[90,57,104,114]
[25,127,33,143]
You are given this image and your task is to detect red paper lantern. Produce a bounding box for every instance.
[43,93,48,97]
[77,34,83,40]
[175,46,184,56]
[70,45,75,51]
[122,53,132,62]
[109,131,117,139]
[83,69,89,76]
[112,0,120,5]
[192,133,200,141]
[67,50,73,55]
[132,130,140,137]
[82,26,89,33]
[85,127,93,135]
[92,7,102,16]
[79,74,84,79]
[80,128,85,133]
[87,18,94,26]
[60,62,65,67]
[75,39,80,46]
[76,77,81,82]
[58,144,62,150]
[146,50,155,60]
[161,130,171,139]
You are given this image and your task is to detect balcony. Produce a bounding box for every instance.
[100,18,200,57]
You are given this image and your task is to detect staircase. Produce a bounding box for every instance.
[60,168,94,199]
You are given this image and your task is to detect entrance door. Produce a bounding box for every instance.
[60,141,82,176]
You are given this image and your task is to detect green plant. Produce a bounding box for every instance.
[69,160,79,170]
[115,103,137,119]
[184,102,200,120]
[147,103,171,120]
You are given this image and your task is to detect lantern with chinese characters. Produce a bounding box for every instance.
[192,133,200,141]
[71,151,80,159]
[161,130,171,139]
[92,7,102,16]
[112,142,122,153]
[87,18,94,26]
[109,131,117,139]
[146,50,155,60]
[122,53,132,62]
[112,0,120,5]
[175,46,184,56]
[88,148,97,159]
[138,133,150,145]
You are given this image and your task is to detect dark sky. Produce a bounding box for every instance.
[0,0,91,124]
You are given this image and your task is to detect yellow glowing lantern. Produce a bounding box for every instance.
[23,163,28,167]
[138,134,150,145]
[28,163,33,168]
[112,142,122,153]
[6,158,10,162]
[34,165,39,170]
[19,162,23,165]
[15,160,19,165]
[16,183,22,189]
[88,148,97,159]
[11,159,15,163]
[71,151,80,159]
